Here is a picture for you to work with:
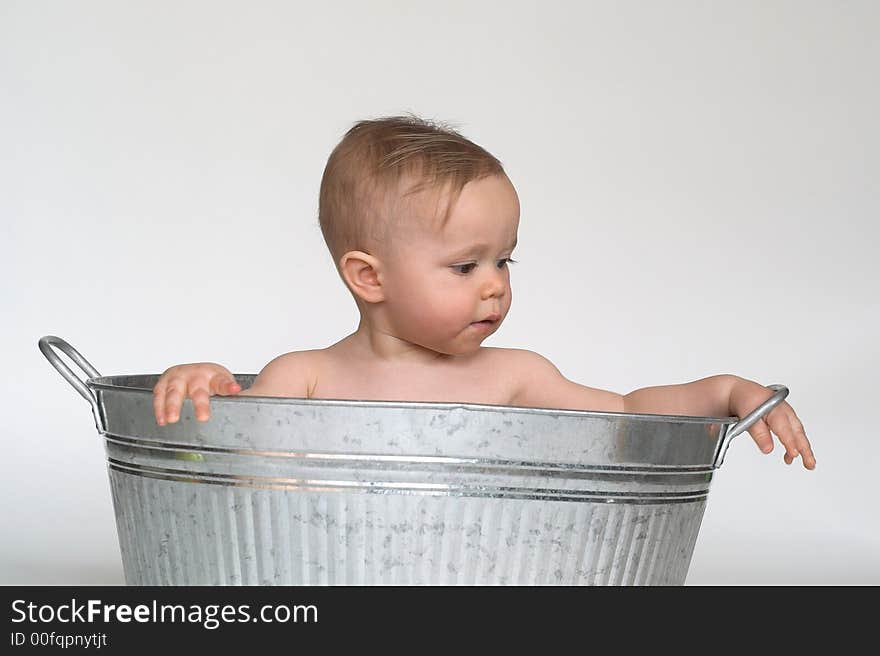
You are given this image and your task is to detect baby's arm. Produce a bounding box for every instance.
[508,350,625,412]
[624,375,815,468]
[152,352,313,425]
[511,350,729,416]
[509,349,815,469]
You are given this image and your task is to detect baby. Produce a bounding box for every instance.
[152,114,816,470]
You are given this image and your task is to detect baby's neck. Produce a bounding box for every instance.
[331,328,455,367]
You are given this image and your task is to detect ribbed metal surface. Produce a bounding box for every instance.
[109,469,706,586]
[87,374,736,586]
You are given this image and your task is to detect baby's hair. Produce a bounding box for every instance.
[318,112,505,271]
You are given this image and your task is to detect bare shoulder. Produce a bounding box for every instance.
[239,349,321,398]
[487,347,624,413]
[472,346,516,369]
[476,347,550,399]
[479,347,554,373]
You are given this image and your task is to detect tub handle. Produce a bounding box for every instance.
[714,384,789,467]
[38,335,106,432]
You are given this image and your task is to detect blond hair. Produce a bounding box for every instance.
[318,113,505,270]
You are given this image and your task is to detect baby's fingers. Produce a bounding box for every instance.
[192,375,239,421]
[158,377,186,424]
[210,375,241,396]
[153,380,168,425]
[767,407,816,470]
[190,384,213,422]
[787,412,816,470]
[747,418,775,454]
[190,376,239,422]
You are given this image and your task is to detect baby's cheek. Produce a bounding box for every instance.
[427,295,460,324]
[425,292,468,332]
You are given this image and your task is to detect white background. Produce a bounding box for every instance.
[2,1,877,584]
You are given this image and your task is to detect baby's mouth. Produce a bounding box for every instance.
[474,313,500,324]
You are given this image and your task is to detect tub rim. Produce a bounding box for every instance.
[87,374,740,425]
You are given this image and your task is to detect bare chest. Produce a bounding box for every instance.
[308,349,516,406]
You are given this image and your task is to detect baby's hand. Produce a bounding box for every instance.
[729,377,816,470]
[152,363,241,425]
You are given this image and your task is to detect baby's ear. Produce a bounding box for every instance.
[340,250,385,303]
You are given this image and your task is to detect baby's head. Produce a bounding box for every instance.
[318,114,519,357]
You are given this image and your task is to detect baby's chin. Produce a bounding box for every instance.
[410,322,503,358]
[440,347,483,360]
[449,333,501,357]
[417,341,481,359]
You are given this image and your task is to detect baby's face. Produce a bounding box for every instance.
[381,174,520,356]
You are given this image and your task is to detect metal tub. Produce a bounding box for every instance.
[40,336,788,586]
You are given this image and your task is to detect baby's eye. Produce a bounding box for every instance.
[451,258,517,275]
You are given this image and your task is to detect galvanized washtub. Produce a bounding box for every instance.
[40,335,788,586]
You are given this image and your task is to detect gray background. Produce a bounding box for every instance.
[2,0,877,584]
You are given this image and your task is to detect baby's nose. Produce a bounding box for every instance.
[480,271,507,299]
